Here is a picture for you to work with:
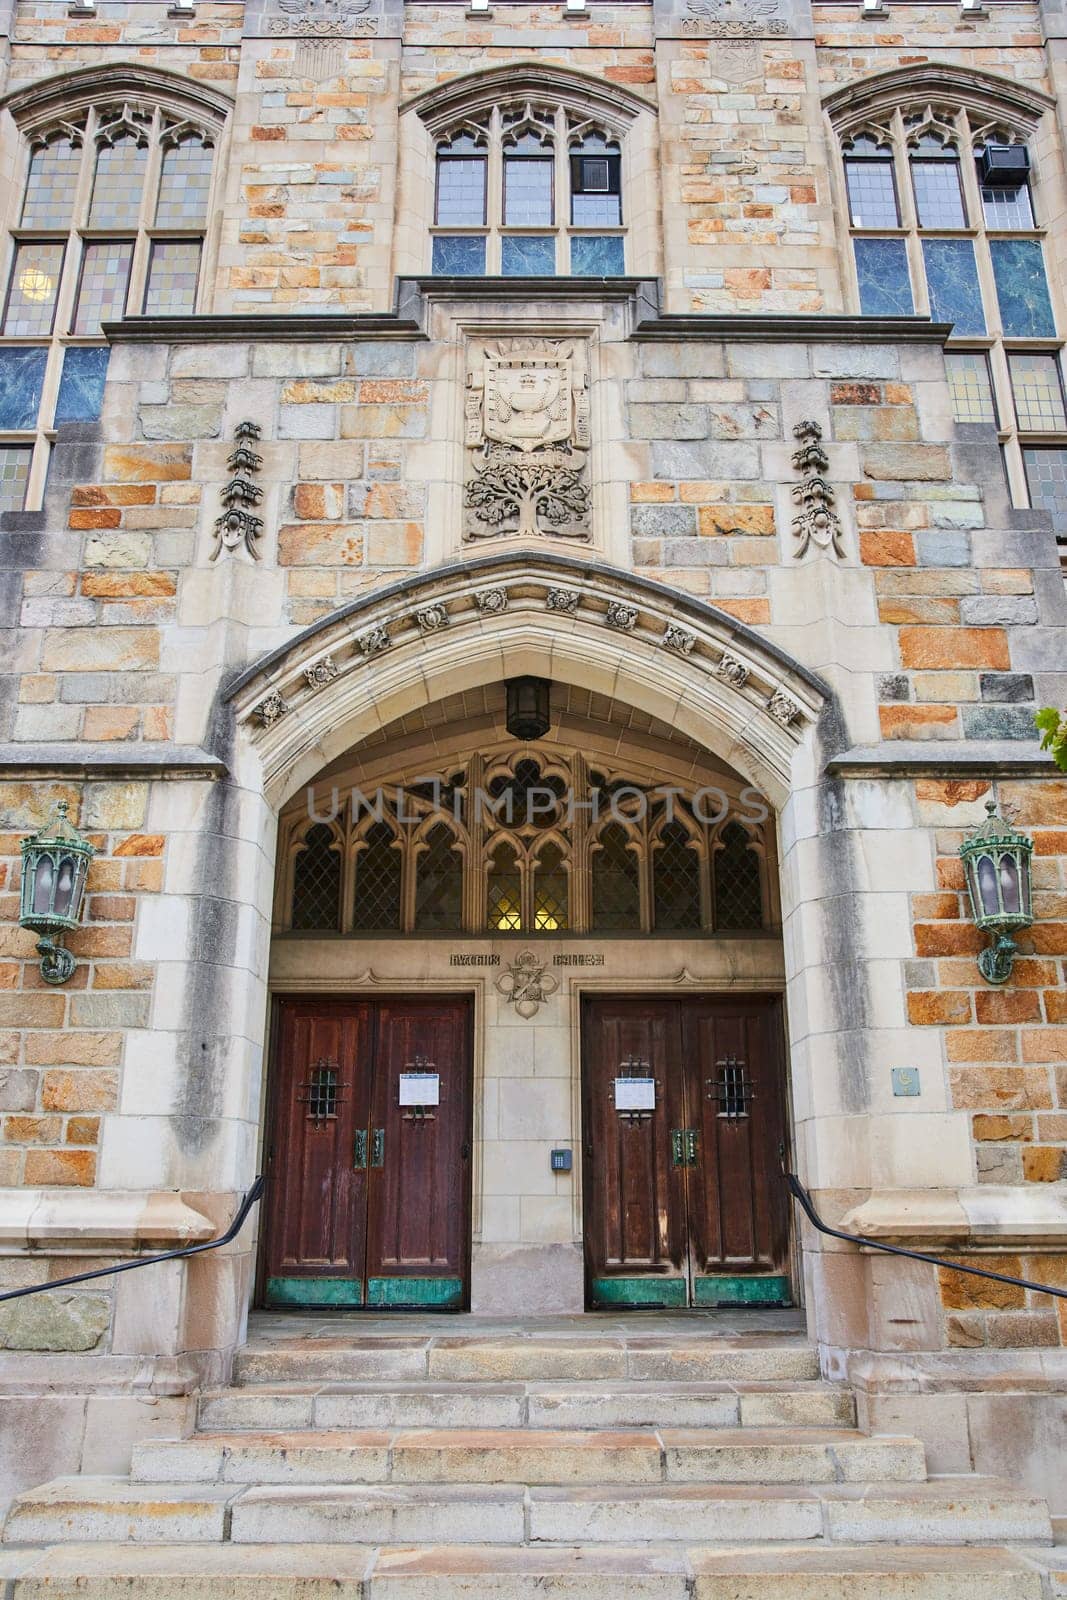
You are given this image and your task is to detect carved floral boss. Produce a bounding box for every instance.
[464,340,592,542]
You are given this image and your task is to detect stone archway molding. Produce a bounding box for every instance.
[224,553,830,811]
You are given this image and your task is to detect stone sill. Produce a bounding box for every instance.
[846,1348,1067,1392]
[0,1190,217,1253]
[825,741,1057,777]
[840,1186,1067,1249]
[0,743,226,780]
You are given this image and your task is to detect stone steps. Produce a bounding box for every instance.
[124,1426,927,1487]
[0,1541,1050,1598]
[198,1379,856,1432]
[232,1338,820,1386]
[4,1473,1050,1547]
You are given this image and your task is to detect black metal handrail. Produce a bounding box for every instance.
[0,1175,265,1304]
[785,1171,1067,1301]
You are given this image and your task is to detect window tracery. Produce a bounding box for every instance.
[279,753,774,937]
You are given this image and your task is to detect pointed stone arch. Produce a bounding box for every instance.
[224,554,829,813]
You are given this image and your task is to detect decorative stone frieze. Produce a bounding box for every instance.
[254,690,287,727]
[214,421,264,562]
[304,656,338,690]
[681,0,788,35]
[261,0,381,34]
[790,420,844,560]
[664,624,695,655]
[495,949,560,1019]
[768,689,801,726]
[415,604,450,633]
[464,340,591,542]
[605,602,638,631]
[356,624,391,657]
[716,653,750,689]
[475,588,509,615]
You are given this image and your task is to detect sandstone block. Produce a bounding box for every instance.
[278,523,365,566]
[103,444,191,482]
[0,1291,109,1351]
[23,1148,96,1186]
[863,443,950,481]
[898,627,1010,671]
[0,1068,37,1111]
[27,1032,123,1067]
[40,1069,119,1111]
[41,629,160,673]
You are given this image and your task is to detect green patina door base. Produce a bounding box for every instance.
[591,1274,792,1310]
[266,1276,464,1310]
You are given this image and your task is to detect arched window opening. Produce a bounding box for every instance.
[652,821,702,933]
[292,825,342,932]
[352,821,402,933]
[414,824,463,933]
[592,823,641,932]
[714,823,763,932]
[533,841,568,932]
[487,840,523,932]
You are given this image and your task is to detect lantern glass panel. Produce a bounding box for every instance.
[999,853,1020,915]
[33,854,54,915]
[53,856,75,918]
[976,854,998,916]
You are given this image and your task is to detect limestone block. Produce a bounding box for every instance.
[0,1292,110,1352]
[470,1242,584,1314]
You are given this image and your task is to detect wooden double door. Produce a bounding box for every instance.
[261,995,473,1310]
[581,995,791,1309]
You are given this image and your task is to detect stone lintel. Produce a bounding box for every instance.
[103,312,426,345]
[825,742,1056,778]
[0,744,226,781]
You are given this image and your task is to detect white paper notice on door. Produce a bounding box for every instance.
[399,1072,440,1106]
[614,1077,656,1111]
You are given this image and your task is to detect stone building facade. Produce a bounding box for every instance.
[0,0,1064,1541]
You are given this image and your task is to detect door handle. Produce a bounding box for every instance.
[684,1128,698,1166]
[353,1129,367,1170]
[371,1128,385,1168]
[672,1129,698,1167]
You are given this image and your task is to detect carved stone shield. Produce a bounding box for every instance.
[484,357,573,454]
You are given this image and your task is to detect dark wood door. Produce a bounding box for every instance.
[581,995,791,1309]
[262,995,473,1310]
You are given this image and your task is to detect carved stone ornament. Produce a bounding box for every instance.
[356,623,391,657]
[545,588,580,613]
[464,339,591,542]
[605,602,638,632]
[683,0,788,35]
[304,656,339,690]
[475,587,509,615]
[214,420,264,562]
[267,0,380,35]
[415,603,450,634]
[254,690,287,727]
[663,624,696,655]
[716,652,750,689]
[495,949,560,1019]
[768,689,801,726]
[791,419,844,559]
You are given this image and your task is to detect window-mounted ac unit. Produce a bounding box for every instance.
[979,145,1030,188]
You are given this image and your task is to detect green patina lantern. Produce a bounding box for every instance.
[19,801,95,985]
[958,799,1034,985]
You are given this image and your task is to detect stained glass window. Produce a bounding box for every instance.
[22,139,80,228]
[73,241,134,334]
[435,134,488,227]
[156,139,213,226]
[714,824,763,931]
[945,352,996,425]
[1023,447,1067,531]
[854,237,913,316]
[844,138,899,228]
[352,821,402,932]
[504,134,553,226]
[0,445,31,511]
[431,235,486,275]
[990,239,1056,338]
[487,840,522,932]
[571,235,625,276]
[592,823,641,931]
[921,238,985,336]
[143,240,201,315]
[911,153,966,228]
[1009,354,1067,432]
[414,825,463,932]
[501,235,555,276]
[291,825,342,931]
[533,842,568,932]
[0,347,48,430]
[2,243,64,336]
[653,821,702,932]
[89,136,148,228]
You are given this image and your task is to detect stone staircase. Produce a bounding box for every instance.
[1,1320,1062,1597]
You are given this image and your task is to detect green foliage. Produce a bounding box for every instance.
[1036,707,1067,772]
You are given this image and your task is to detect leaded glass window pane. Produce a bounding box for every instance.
[990,239,1056,338]
[2,242,64,336]
[653,821,702,933]
[533,842,568,932]
[431,235,486,275]
[436,155,487,227]
[1023,446,1067,530]
[501,235,555,276]
[592,823,640,931]
[945,352,996,425]
[55,346,110,425]
[156,139,213,226]
[854,237,913,316]
[414,824,463,932]
[73,241,133,334]
[89,137,148,228]
[0,346,48,429]
[921,238,986,335]
[143,240,201,315]
[487,841,522,932]
[291,824,341,931]
[980,179,1034,230]
[1009,353,1067,431]
[571,235,625,276]
[0,445,31,512]
[352,821,401,932]
[504,152,553,226]
[714,823,763,931]
[844,159,898,228]
[22,139,81,228]
[911,157,966,228]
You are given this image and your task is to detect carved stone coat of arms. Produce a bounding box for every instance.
[464,340,591,542]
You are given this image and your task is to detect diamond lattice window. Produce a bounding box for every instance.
[592,823,641,932]
[652,821,702,933]
[352,821,402,932]
[714,823,763,931]
[414,824,464,933]
[292,825,342,932]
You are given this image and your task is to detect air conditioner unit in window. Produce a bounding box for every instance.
[570,154,621,196]
[979,145,1031,188]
